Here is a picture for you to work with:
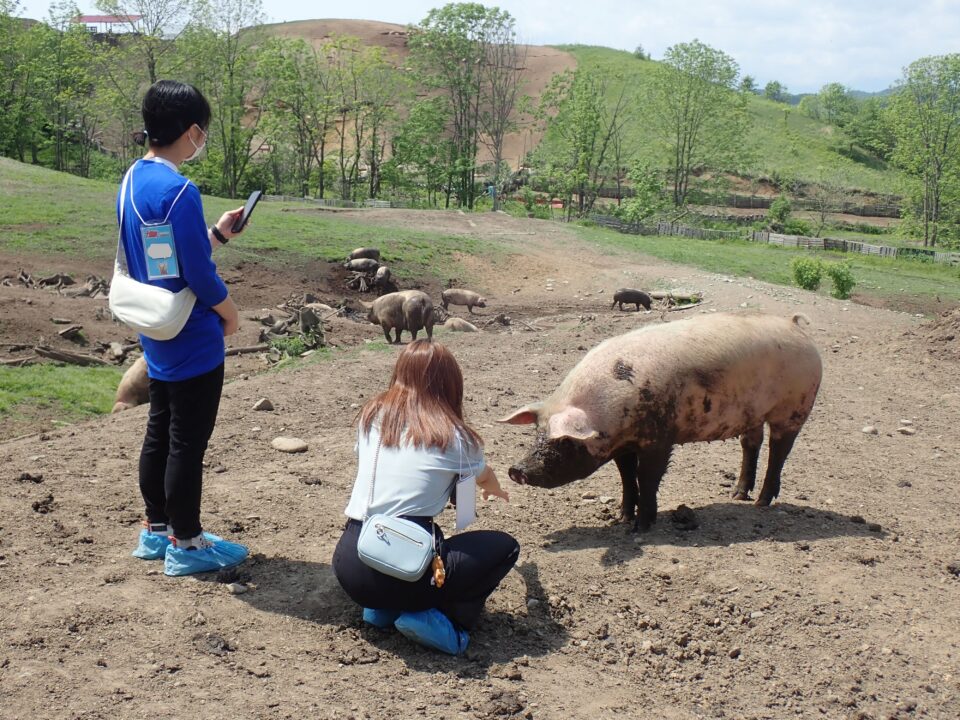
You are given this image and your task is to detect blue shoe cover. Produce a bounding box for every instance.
[163,535,248,577]
[362,607,402,629]
[394,609,469,655]
[132,529,172,560]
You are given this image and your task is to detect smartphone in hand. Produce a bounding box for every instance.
[231,190,263,233]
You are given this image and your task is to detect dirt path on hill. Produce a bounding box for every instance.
[2,209,959,719]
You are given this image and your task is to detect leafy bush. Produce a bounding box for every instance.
[783,218,813,236]
[767,194,791,230]
[791,256,824,291]
[825,261,856,299]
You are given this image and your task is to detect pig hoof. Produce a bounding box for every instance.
[632,519,653,533]
[754,496,773,508]
[732,490,751,501]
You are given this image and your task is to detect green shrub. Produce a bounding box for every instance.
[767,194,791,230]
[791,256,824,290]
[783,218,813,236]
[825,261,856,299]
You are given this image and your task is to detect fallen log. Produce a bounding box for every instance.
[668,300,708,312]
[649,290,703,304]
[1,356,37,366]
[34,345,111,366]
[225,344,270,357]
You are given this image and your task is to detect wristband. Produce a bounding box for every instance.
[210,225,228,245]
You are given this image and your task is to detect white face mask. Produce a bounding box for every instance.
[185,125,206,162]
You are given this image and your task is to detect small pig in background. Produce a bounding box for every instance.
[612,288,652,311]
[348,247,380,261]
[441,288,487,314]
[112,356,149,413]
[501,313,822,532]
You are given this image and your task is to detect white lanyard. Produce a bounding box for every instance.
[127,158,191,226]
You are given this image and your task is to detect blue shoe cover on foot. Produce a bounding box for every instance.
[394,609,469,655]
[163,536,248,576]
[362,607,402,629]
[132,529,172,560]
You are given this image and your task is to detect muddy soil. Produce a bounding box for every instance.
[2,210,959,719]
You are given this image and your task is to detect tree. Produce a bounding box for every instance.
[258,37,335,198]
[384,96,453,205]
[181,0,266,198]
[847,96,895,160]
[633,44,648,61]
[650,39,750,207]
[535,66,630,218]
[817,82,856,127]
[615,161,665,224]
[95,0,189,84]
[740,75,757,94]
[409,3,518,209]
[807,166,851,237]
[477,14,525,210]
[764,80,786,103]
[889,54,960,246]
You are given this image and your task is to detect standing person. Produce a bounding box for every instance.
[332,339,520,655]
[122,80,248,576]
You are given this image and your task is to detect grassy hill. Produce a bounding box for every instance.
[556,46,901,195]
[0,156,485,280]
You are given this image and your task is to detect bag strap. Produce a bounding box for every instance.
[115,160,191,275]
[362,433,384,522]
[361,430,439,551]
[115,167,133,275]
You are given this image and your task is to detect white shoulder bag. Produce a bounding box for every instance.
[108,165,197,341]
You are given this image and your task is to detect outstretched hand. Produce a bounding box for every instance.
[477,466,510,502]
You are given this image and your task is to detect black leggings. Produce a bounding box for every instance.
[138,363,224,540]
[332,518,520,629]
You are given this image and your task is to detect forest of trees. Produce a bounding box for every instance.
[2,0,960,246]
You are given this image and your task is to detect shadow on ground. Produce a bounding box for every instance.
[543,501,885,565]
[234,557,567,672]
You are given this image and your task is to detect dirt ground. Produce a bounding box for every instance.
[2,209,960,719]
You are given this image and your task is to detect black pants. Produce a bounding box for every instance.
[333,518,520,629]
[138,363,224,540]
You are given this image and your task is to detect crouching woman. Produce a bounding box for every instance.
[332,339,519,655]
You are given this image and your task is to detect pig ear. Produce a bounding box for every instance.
[547,407,599,441]
[498,402,543,425]
[359,300,373,310]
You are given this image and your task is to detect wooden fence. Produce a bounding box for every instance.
[591,214,960,266]
[263,195,408,209]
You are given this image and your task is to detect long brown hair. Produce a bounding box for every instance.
[358,339,482,450]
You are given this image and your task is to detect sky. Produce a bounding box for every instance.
[17,0,960,93]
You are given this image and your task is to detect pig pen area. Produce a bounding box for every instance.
[1,209,960,720]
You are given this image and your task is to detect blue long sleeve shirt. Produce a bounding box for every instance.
[117,158,228,381]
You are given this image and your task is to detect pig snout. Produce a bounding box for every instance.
[508,466,528,485]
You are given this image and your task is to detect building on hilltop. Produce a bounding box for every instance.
[73,14,143,34]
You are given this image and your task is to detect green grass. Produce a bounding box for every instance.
[0,156,495,281]
[572,223,960,311]
[0,364,121,421]
[554,45,903,195]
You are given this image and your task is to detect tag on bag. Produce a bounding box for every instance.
[140,223,180,280]
[455,474,477,531]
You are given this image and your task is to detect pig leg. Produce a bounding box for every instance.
[611,299,617,310]
[380,323,393,343]
[756,429,799,506]
[732,424,764,501]
[613,452,640,524]
[634,446,672,532]
[411,328,419,341]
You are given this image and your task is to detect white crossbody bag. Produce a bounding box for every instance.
[356,435,438,582]
[108,164,197,341]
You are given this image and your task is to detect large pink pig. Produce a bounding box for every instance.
[501,313,822,532]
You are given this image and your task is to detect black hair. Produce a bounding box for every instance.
[132,80,211,148]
